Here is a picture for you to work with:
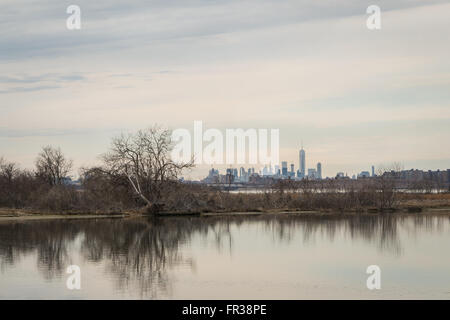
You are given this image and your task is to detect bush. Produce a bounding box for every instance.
[34,186,79,211]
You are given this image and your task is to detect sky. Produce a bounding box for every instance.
[1,0,450,179]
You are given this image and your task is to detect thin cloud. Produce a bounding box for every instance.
[0,85,61,94]
[0,0,448,61]
[0,73,86,84]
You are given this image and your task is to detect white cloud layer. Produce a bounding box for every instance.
[0,0,449,178]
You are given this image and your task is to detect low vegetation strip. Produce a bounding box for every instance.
[1,126,449,217]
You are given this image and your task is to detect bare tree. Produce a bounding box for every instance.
[0,157,18,205]
[0,157,38,207]
[0,157,19,184]
[35,146,73,186]
[102,126,194,212]
[375,162,404,210]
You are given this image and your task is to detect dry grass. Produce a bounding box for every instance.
[397,192,450,208]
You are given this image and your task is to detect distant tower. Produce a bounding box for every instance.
[290,163,294,173]
[371,165,375,177]
[317,162,322,179]
[281,161,288,177]
[299,142,306,178]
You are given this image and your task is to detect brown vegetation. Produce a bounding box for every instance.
[1,128,449,216]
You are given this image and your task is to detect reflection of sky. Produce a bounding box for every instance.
[174,219,450,299]
[1,1,450,179]
[1,216,449,299]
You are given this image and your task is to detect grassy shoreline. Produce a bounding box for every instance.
[1,205,450,221]
[1,192,450,220]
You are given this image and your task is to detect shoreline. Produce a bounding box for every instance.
[1,206,450,222]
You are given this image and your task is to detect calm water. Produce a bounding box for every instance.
[0,214,449,299]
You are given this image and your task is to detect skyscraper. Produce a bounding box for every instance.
[308,168,317,179]
[317,162,322,179]
[282,161,288,176]
[372,165,375,177]
[274,165,280,176]
[299,144,305,178]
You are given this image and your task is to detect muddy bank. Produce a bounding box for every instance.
[1,206,450,222]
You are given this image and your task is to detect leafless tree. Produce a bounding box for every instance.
[35,146,73,186]
[102,126,194,212]
[375,162,404,210]
[0,157,19,184]
[0,158,18,204]
[0,157,38,207]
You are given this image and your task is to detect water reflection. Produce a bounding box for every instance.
[0,214,448,298]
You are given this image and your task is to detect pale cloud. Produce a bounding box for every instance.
[0,1,449,178]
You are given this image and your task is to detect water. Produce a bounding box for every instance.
[0,214,449,299]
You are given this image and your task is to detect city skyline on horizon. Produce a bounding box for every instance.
[187,142,450,182]
[2,131,450,181]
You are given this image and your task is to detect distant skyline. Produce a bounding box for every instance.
[193,142,377,181]
[1,0,450,180]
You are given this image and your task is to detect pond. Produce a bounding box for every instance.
[0,214,449,299]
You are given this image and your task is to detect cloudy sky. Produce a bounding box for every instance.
[1,0,450,179]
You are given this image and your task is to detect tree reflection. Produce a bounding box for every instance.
[0,214,448,297]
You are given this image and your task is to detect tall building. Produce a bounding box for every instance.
[282,161,288,177]
[239,167,248,182]
[372,165,375,177]
[208,168,219,177]
[289,164,295,177]
[358,171,371,178]
[308,168,317,179]
[299,145,306,178]
[317,162,322,179]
